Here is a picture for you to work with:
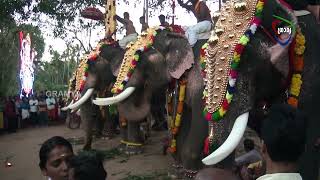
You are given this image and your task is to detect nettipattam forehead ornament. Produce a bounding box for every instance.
[203,0,259,114]
[111,27,162,94]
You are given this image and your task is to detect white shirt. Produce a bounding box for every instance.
[46,98,56,110]
[257,173,302,180]
[29,99,38,112]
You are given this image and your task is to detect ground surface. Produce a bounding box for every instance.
[0,125,173,180]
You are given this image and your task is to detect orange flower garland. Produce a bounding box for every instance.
[167,79,187,153]
[287,28,305,108]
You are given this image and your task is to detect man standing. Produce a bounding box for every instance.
[46,95,56,121]
[29,95,39,126]
[139,16,149,32]
[158,14,169,27]
[114,12,138,49]
[256,104,307,180]
[177,0,212,47]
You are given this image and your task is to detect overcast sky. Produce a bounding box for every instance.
[41,0,220,61]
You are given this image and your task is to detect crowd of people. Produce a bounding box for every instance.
[0,92,67,133]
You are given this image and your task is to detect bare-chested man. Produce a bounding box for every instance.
[114,12,138,49]
[139,16,149,32]
[178,0,212,47]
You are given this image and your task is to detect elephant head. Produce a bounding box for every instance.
[93,29,194,121]
[63,40,124,110]
[202,0,298,165]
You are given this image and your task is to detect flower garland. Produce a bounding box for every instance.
[287,28,305,107]
[111,27,162,94]
[167,79,187,153]
[200,0,265,153]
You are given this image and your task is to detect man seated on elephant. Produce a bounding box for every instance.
[177,0,212,47]
[114,12,138,49]
[257,104,307,180]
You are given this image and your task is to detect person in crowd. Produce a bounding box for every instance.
[4,96,17,133]
[177,0,212,47]
[20,97,30,128]
[235,138,262,167]
[68,152,107,180]
[14,96,22,128]
[39,96,49,127]
[58,96,66,121]
[29,95,39,126]
[307,0,320,23]
[39,136,74,180]
[47,95,56,121]
[139,16,149,32]
[256,104,307,180]
[0,96,4,130]
[114,12,138,49]
[158,14,169,27]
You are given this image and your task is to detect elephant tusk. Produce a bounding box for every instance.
[92,87,135,106]
[68,88,94,110]
[61,100,74,111]
[202,112,249,165]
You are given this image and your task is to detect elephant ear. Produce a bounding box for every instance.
[166,36,194,79]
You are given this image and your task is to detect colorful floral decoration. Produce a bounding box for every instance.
[70,39,116,101]
[167,79,187,153]
[111,27,164,94]
[287,28,305,107]
[200,0,265,154]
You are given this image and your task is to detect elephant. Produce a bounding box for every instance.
[63,53,119,150]
[93,0,302,178]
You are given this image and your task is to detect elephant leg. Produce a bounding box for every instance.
[168,106,192,179]
[122,121,144,155]
[80,101,95,150]
[180,107,208,172]
[117,115,128,152]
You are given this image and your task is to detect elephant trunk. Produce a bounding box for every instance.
[202,112,249,165]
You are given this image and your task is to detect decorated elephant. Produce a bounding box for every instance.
[63,44,119,150]
[201,0,320,180]
[92,0,315,178]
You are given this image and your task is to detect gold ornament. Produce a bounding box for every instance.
[204,0,258,113]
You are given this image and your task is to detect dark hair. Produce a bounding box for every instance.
[39,136,73,169]
[244,139,255,152]
[158,14,165,21]
[69,151,107,180]
[261,104,307,162]
[124,12,129,17]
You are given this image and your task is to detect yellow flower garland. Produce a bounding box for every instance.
[168,79,187,153]
[288,28,305,108]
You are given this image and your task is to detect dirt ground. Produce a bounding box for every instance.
[0,125,173,180]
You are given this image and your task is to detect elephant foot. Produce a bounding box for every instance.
[117,143,127,153]
[101,131,116,140]
[124,145,144,155]
[183,169,198,179]
[167,163,184,179]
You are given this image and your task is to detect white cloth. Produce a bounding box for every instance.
[46,98,56,110]
[29,99,38,112]
[21,109,29,120]
[257,173,302,180]
[184,20,212,47]
[119,33,138,49]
